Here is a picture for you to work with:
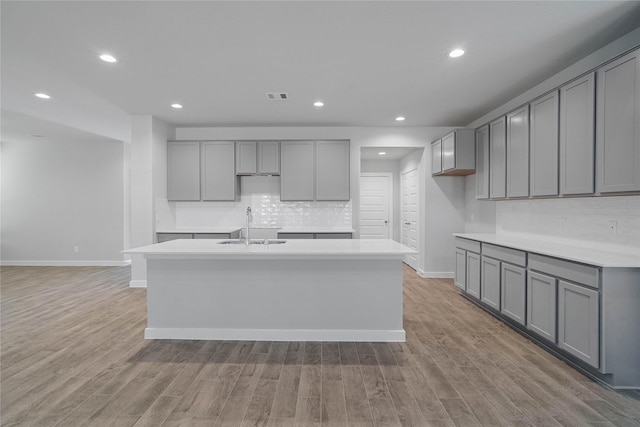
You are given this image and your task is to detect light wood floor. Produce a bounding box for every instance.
[2,265,639,427]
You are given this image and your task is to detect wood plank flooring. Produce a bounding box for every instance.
[2,264,639,426]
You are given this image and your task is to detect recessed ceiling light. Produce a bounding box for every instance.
[34,93,51,99]
[378,151,387,156]
[29,134,45,138]
[449,49,465,58]
[395,116,405,121]
[313,101,324,107]
[99,54,118,63]
[171,103,183,109]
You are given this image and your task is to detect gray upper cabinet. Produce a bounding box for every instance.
[475,124,490,199]
[597,50,640,194]
[316,140,350,201]
[530,91,559,197]
[201,141,237,201]
[236,141,280,175]
[560,73,595,195]
[489,117,507,199]
[281,141,315,201]
[258,141,280,175]
[168,142,201,201]
[236,141,258,175]
[432,129,475,176]
[506,106,530,198]
[431,140,442,174]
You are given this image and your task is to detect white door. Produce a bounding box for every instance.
[359,174,391,239]
[401,168,419,269]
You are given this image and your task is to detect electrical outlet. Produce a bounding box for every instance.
[74,246,79,253]
[608,220,617,234]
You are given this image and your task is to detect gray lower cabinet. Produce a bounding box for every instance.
[158,231,240,242]
[475,124,490,199]
[530,91,559,197]
[501,263,526,325]
[168,142,201,201]
[466,251,481,299]
[480,256,501,311]
[454,249,466,291]
[597,49,640,194]
[277,232,352,239]
[560,73,595,195]
[157,233,193,243]
[527,271,557,342]
[489,117,507,199]
[316,140,350,201]
[506,106,530,198]
[558,280,600,368]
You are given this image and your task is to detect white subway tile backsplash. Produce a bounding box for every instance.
[157,176,352,230]
[496,195,640,251]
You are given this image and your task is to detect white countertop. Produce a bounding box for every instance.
[277,227,355,234]
[156,227,242,234]
[454,233,640,268]
[124,238,413,260]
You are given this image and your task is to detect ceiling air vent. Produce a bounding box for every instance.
[266,92,289,101]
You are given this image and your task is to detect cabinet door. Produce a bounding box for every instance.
[431,140,442,175]
[236,141,257,175]
[157,233,193,243]
[466,252,481,299]
[277,233,314,239]
[489,117,507,199]
[560,73,595,195]
[558,280,599,368]
[506,106,530,198]
[597,50,640,193]
[454,249,466,291]
[258,141,280,175]
[168,142,201,201]
[501,263,526,325]
[316,140,350,201]
[475,125,490,199]
[481,256,501,311]
[315,233,352,239]
[442,132,456,171]
[201,141,237,201]
[280,141,315,201]
[530,92,559,197]
[527,271,557,342]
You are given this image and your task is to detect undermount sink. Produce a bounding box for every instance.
[218,239,287,245]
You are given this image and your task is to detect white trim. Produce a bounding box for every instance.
[129,280,147,288]
[144,327,406,342]
[360,172,394,240]
[418,269,454,279]
[0,260,131,267]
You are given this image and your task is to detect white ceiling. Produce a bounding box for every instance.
[2,1,640,133]
[360,147,422,161]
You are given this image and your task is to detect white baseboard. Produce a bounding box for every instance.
[129,280,147,288]
[1,260,131,267]
[417,269,454,279]
[144,327,406,342]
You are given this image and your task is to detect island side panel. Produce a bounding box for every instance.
[145,258,405,341]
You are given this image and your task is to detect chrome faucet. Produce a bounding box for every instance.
[245,206,253,245]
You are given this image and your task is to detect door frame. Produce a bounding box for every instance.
[400,167,420,270]
[359,172,394,241]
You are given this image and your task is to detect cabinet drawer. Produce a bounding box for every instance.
[455,237,481,253]
[529,253,599,289]
[278,233,314,239]
[316,233,352,239]
[157,233,193,243]
[482,243,527,267]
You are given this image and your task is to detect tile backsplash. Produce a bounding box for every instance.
[157,176,352,229]
[496,195,640,251]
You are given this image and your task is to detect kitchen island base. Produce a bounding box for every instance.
[145,257,405,342]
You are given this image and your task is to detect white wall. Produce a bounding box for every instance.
[1,138,126,265]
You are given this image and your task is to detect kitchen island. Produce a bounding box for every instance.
[125,239,414,342]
